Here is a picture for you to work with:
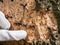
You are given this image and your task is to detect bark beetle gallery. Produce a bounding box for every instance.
[0,0,59,45]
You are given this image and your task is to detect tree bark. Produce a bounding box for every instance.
[0,0,59,45]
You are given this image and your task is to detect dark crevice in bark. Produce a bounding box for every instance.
[0,0,3,3]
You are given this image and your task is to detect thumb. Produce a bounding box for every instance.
[0,30,27,41]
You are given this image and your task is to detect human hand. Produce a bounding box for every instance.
[0,11,27,41]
